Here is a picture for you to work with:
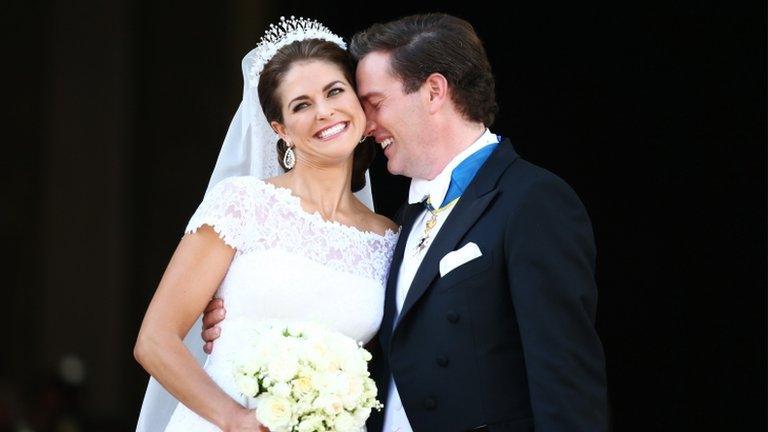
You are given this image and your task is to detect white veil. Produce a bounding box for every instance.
[136,20,374,431]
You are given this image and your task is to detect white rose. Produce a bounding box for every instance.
[296,413,325,432]
[294,394,315,416]
[298,363,315,375]
[236,351,263,376]
[262,376,274,389]
[314,394,344,416]
[333,411,359,432]
[330,372,349,395]
[272,381,292,399]
[235,374,259,397]
[353,406,372,425]
[340,354,367,376]
[267,351,300,383]
[340,375,365,409]
[255,395,294,432]
[292,376,315,399]
[311,372,331,394]
[304,338,331,369]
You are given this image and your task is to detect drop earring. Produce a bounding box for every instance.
[283,142,295,169]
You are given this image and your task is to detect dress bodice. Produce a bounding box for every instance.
[163,176,398,431]
[185,176,398,344]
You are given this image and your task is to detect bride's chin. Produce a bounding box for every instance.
[325,141,360,158]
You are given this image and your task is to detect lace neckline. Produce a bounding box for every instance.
[254,178,400,242]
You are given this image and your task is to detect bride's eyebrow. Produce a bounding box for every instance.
[287,81,345,106]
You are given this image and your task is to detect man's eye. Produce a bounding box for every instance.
[363,99,381,112]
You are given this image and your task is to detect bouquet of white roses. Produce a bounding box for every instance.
[232,320,382,432]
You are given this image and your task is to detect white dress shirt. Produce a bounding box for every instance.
[382,129,498,432]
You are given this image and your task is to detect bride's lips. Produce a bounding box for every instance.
[314,121,349,141]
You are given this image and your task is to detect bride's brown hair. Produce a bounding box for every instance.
[258,39,375,193]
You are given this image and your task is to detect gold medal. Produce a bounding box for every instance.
[414,197,459,255]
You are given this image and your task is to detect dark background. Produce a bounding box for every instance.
[2,0,765,430]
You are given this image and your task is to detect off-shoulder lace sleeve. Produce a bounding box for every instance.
[184,176,260,250]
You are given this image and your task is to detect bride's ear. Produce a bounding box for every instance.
[271,121,290,144]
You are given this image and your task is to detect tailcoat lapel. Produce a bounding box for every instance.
[380,202,423,353]
[393,140,519,334]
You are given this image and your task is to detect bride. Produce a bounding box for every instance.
[133,17,398,431]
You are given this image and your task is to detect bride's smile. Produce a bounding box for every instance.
[314,120,349,141]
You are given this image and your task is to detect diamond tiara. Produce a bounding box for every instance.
[247,16,346,87]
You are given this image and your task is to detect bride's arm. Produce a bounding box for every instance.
[134,225,262,431]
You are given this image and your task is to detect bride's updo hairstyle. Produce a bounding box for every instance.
[258,39,375,193]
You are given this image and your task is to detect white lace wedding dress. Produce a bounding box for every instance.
[163,176,398,431]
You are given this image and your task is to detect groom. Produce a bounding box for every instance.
[204,13,607,431]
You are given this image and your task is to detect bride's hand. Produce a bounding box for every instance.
[223,407,269,432]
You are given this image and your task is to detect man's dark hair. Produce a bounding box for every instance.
[350,13,498,126]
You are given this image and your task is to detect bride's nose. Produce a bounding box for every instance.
[315,101,335,121]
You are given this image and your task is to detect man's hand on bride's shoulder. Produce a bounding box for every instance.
[202,298,226,354]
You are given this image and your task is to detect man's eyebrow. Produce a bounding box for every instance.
[288,81,345,106]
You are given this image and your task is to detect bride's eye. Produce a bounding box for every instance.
[328,87,344,97]
[292,102,310,112]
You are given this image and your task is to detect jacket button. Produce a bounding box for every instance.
[436,355,449,367]
[423,397,437,410]
[446,311,460,323]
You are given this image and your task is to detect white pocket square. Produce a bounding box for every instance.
[439,242,483,277]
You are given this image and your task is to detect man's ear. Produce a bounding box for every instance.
[424,73,449,113]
